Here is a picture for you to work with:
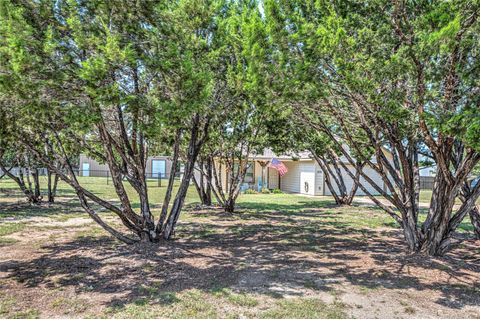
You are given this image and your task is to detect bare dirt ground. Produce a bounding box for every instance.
[0,201,479,318]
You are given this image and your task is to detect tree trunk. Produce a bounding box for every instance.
[31,168,41,200]
[51,174,59,203]
[458,181,480,239]
[162,149,198,239]
[221,158,249,213]
[47,169,53,203]
[162,116,208,239]
[224,198,235,213]
[192,174,204,202]
[401,207,422,252]
[420,172,456,255]
[312,151,361,206]
[138,181,155,241]
[204,156,213,205]
[469,207,480,239]
[0,161,41,203]
[157,129,181,235]
[193,156,212,206]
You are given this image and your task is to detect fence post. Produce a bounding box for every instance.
[157,173,161,187]
[107,171,109,185]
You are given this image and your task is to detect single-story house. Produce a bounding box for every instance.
[80,146,393,196]
[78,154,174,178]
[214,148,393,196]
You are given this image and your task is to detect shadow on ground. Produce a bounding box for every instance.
[0,200,479,311]
[0,199,83,220]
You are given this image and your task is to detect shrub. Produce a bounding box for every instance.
[272,188,283,194]
[261,188,271,194]
[244,189,258,194]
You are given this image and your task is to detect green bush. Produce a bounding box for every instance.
[272,188,283,194]
[261,188,271,194]
[244,189,258,194]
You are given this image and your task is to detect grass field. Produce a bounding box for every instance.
[0,177,479,319]
[0,175,439,203]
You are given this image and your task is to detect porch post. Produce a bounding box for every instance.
[257,160,270,190]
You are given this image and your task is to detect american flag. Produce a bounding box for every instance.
[269,158,288,176]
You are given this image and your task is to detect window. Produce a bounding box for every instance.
[233,161,254,183]
[244,162,254,183]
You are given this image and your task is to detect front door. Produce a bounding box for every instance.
[151,160,166,178]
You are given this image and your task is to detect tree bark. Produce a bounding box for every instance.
[157,129,181,235]
[162,114,210,239]
[193,156,213,206]
[0,161,41,203]
[204,156,213,205]
[312,150,362,206]
[47,169,53,203]
[420,167,480,255]
[224,198,235,213]
[163,128,203,238]
[458,181,480,239]
[469,207,480,239]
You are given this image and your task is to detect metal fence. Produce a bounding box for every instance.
[419,176,435,190]
[73,169,174,187]
[0,168,175,188]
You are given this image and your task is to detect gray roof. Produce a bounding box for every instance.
[249,149,312,161]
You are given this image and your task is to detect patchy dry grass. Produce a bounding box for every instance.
[260,298,348,319]
[1,177,479,318]
[0,223,25,237]
[0,292,40,319]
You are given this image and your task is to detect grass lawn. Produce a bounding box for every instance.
[0,176,479,319]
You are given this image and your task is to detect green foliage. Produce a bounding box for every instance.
[260,188,271,194]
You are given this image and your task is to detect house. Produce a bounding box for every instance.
[79,146,393,197]
[78,154,174,178]
[215,148,393,196]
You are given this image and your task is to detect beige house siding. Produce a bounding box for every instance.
[213,161,228,190]
[253,161,276,189]
[279,161,390,196]
[208,147,395,196]
[79,154,109,177]
[253,161,263,186]
[211,160,280,191]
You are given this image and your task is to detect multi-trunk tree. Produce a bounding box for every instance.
[194,2,279,213]
[0,148,43,204]
[0,0,225,243]
[280,117,366,206]
[304,130,365,206]
[266,0,480,255]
